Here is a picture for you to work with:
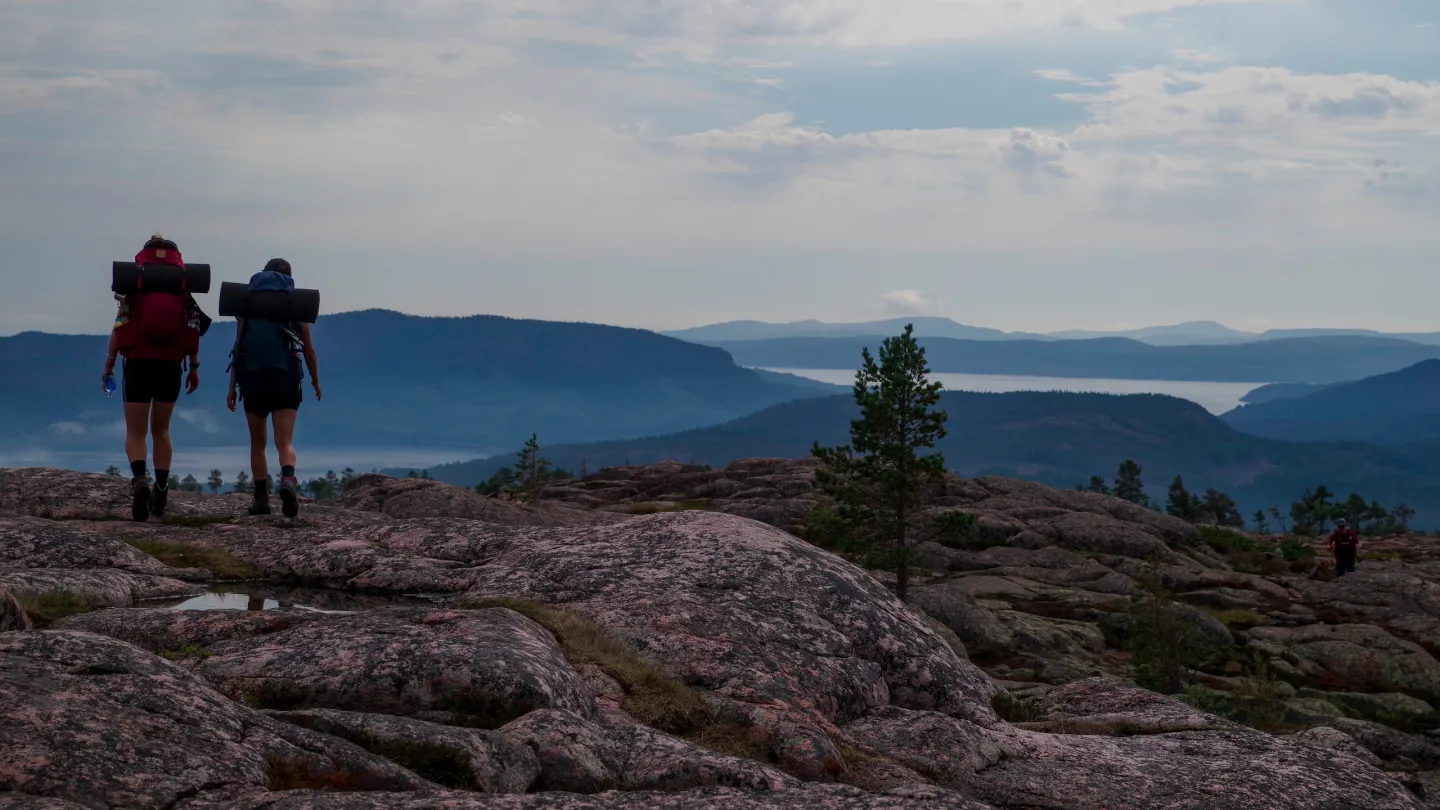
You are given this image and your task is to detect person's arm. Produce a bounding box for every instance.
[300,323,321,400]
[102,301,124,386]
[227,319,241,412]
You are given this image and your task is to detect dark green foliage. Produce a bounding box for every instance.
[1082,475,1111,495]
[812,324,956,601]
[339,468,357,489]
[234,471,253,495]
[178,473,204,493]
[105,465,121,477]
[1201,489,1244,528]
[162,515,236,528]
[1128,588,1216,695]
[1166,476,1201,521]
[1253,510,1270,533]
[304,472,340,500]
[208,469,224,494]
[1196,525,1265,556]
[476,467,518,496]
[1280,536,1317,564]
[1268,506,1288,533]
[1289,486,1334,535]
[1391,503,1416,533]
[1113,460,1148,506]
[19,592,95,627]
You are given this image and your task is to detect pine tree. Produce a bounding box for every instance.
[340,467,357,488]
[1113,460,1148,506]
[235,471,253,495]
[514,435,553,504]
[208,469,224,495]
[1269,506,1289,534]
[1254,510,1270,534]
[105,465,121,477]
[1201,489,1244,528]
[1085,475,1111,495]
[180,473,203,493]
[1166,476,1199,521]
[811,324,972,602]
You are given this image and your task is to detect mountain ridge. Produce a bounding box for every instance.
[421,389,1440,523]
[1222,359,1440,444]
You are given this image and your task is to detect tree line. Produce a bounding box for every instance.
[1077,462,1416,536]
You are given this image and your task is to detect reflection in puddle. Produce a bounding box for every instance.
[159,586,438,614]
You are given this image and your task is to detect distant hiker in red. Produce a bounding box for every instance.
[227,258,322,517]
[1328,518,1360,577]
[103,234,208,522]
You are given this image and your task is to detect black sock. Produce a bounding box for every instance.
[130,460,147,479]
[257,477,271,495]
[155,470,169,490]
[281,465,295,479]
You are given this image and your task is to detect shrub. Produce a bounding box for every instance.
[1279,536,1317,564]
[1196,525,1264,556]
[1126,581,1217,695]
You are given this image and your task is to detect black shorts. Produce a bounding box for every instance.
[122,359,183,404]
[242,387,302,417]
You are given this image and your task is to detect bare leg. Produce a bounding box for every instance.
[246,412,269,483]
[271,409,298,471]
[124,403,150,466]
[150,401,177,473]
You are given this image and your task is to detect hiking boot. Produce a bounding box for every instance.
[247,490,271,516]
[150,484,168,519]
[279,476,300,518]
[130,477,151,522]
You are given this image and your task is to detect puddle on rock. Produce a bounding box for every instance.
[153,585,442,614]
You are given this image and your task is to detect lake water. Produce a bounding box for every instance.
[762,368,1265,415]
[0,445,479,481]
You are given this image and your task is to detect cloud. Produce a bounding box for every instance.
[175,408,223,435]
[1036,69,1107,87]
[880,289,940,316]
[44,422,87,437]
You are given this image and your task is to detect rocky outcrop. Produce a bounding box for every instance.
[2,465,1436,810]
[340,473,621,526]
[194,607,599,724]
[0,630,435,808]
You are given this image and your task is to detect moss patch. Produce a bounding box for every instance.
[469,597,766,763]
[19,591,95,627]
[124,537,258,580]
[164,515,236,528]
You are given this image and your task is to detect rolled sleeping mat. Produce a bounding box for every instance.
[218,281,321,323]
[111,262,212,295]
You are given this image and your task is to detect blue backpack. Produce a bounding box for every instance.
[231,270,303,395]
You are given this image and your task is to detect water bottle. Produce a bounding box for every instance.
[104,373,117,398]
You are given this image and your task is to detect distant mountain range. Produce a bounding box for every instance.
[707,335,1440,385]
[426,390,1440,524]
[1222,360,1440,445]
[667,318,1440,348]
[0,311,834,454]
[664,317,1044,343]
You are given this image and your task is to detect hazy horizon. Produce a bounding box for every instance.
[4,1,1437,336]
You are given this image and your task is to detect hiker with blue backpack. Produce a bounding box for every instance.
[226,259,321,516]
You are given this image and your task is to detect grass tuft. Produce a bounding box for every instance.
[124,537,258,580]
[19,591,96,627]
[1211,609,1267,630]
[469,597,766,762]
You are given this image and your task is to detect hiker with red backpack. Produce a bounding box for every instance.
[1328,518,1361,577]
[103,234,210,522]
[226,259,322,517]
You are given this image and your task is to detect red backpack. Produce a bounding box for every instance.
[118,244,198,362]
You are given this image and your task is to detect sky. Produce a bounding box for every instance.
[2,0,1438,336]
